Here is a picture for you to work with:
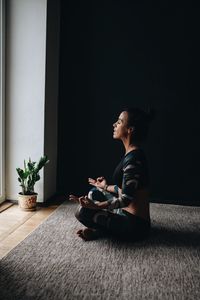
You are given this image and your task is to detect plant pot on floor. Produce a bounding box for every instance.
[18,193,38,211]
[16,156,49,211]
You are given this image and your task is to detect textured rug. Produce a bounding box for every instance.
[0,201,200,300]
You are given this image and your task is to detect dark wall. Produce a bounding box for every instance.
[57,0,200,205]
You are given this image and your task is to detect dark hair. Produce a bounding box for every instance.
[123,107,156,144]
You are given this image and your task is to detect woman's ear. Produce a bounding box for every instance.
[128,126,134,134]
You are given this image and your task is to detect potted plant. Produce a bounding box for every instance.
[16,155,49,211]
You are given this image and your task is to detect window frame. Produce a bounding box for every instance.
[0,0,5,203]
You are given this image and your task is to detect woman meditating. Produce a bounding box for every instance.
[69,107,155,241]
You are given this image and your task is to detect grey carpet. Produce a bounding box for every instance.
[0,201,200,300]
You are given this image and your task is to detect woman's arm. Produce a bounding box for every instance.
[104,184,118,194]
[101,158,141,210]
[69,156,141,210]
[88,177,119,194]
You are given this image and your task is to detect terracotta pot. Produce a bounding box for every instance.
[18,193,38,211]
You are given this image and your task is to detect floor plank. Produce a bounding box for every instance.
[0,203,58,259]
[0,201,14,213]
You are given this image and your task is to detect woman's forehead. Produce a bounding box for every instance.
[118,111,128,121]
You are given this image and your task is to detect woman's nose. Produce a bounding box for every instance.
[113,122,116,127]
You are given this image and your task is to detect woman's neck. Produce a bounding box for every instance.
[124,143,139,155]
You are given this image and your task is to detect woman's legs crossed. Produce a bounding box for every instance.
[75,188,150,241]
[75,205,150,241]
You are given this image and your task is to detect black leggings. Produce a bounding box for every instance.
[75,188,151,241]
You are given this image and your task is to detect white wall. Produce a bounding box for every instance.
[6,0,59,202]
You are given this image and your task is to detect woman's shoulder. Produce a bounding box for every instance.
[124,148,146,160]
[123,148,147,167]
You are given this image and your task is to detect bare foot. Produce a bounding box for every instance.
[76,228,100,241]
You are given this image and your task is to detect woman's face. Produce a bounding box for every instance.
[113,111,130,140]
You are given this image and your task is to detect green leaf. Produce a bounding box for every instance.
[17,155,49,194]
[27,161,36,171]
[35,174,40,182]
[23,170,30,179]
[36,155,49,171]
[24,160,27,172]
[16,168,25,180]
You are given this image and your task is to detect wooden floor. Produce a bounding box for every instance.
[0,201,59,259]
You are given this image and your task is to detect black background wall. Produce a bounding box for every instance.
[57,0,199,205]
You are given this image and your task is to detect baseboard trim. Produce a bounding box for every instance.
[0,200,15,213]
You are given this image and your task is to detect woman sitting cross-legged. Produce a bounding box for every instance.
[69,107,155,242]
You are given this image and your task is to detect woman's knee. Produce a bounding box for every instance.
[88,187,107,202]
[75,205,100,229]
[75,205,84,220]
[75,205,94,222]
[93,210,110,226]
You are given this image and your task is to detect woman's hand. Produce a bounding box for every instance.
[88,176,107,190]
[79,196,99,209]
[69,194,100,209]
[69,194,80,203]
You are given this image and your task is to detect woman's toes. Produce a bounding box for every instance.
[76,229,87,240]
[76,228,100,241]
